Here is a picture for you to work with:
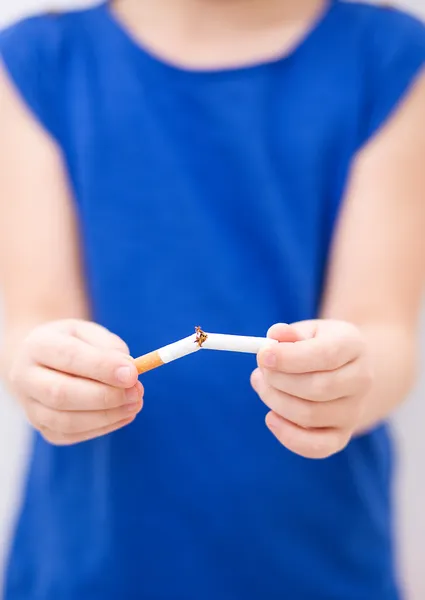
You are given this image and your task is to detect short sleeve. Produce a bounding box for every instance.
[0,15,62,142]
[363,7,425,142]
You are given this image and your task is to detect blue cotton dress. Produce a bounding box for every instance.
[1,2,425,598]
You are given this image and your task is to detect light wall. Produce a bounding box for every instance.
[0,1,424,598]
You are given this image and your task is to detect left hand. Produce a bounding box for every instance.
[251,320,374,459]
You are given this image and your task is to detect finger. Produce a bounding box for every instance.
[40,416,137,446]
[251,369,359,429]
[28,394,143,435]
[261,359,368,402]
[69,320,131,354]
[265,411,351,459]
[27,329,138,387]
[22,366,143,411]
[258,333,363,374]
[266,323,306,343]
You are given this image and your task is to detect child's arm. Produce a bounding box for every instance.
[0,62,88,358]
[252,71,425,458]
[319,71,425,433]
[0,64,143,444]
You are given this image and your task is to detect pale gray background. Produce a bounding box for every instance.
[0,0,424,597]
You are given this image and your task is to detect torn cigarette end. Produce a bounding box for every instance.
[195,326,208,347]
[134,351,165,375]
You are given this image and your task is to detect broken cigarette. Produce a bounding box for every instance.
[134,327,278,375]
[134,333,200,374]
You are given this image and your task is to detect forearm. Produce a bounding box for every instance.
[355,321,418,433]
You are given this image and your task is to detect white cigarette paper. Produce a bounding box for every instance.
[201,333,278,354]
[134,328,278,374]
[159,334,200,363]
[134,334,200,374]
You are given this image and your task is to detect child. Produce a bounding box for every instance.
[1,0,425,598]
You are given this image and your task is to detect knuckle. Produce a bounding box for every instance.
[8,364,21,390]
[39,428,56,444]
[116,416,135,432]
[56,412,75,434]
[75,431,92,444]
[298,403,319,428]
[123,415,136,427]
[49,380,67,409]
[25,406,40,430]
[336,431,351,452]
[102,408,116,428]
[288,430,340,460]
[111,335,130,355]
[25,326,43,347]
[41,410,61,433]
[37,418,60,442]
[25,324,56,355]
[290,355,305,373]
[94,385,113,410]
[41,430,70,447]
[60,339,80,371]
[309,374,332,401]
[353,396,367,425]
[360,365,374,393]
[61,319,80,334]
[321,344,339,369]
[25,330,43,359]
[92,353,108,381]
[41,430,59,445]
[355,333,367,355]
[308,432,349,459]
[36,406,74,435]
[307,436,336,459]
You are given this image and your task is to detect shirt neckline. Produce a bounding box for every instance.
[97,0,340,80]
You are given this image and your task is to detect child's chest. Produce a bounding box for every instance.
[62,63,362,333]
[67,64,358,239]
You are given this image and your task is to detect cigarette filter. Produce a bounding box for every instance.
[134,333,200,375]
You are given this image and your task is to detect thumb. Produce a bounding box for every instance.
[267,323,304,343]
[267,321,317,343]
[65,320,131,355]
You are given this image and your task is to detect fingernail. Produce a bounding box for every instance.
[261,350,276,369]
[116,366,133,384]
[125,386,139,405]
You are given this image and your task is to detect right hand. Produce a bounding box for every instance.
[8,319,143,445]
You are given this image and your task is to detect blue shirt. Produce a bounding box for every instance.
[1,2,425,598]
